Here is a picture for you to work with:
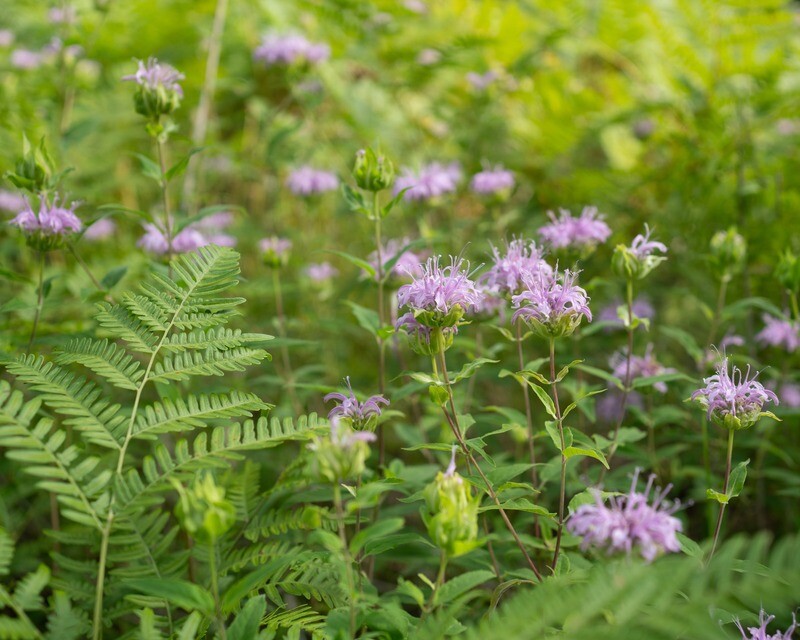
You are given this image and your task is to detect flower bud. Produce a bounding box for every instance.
[5,136,55,193]
[710,227,746,278]
[776,249,800,293]
[611,226,668,281]
[173,473,236,543]
[352,148,395,192]
[259,236,292,269]
[308,418,376,483]
[122,58,184,122]
[421,451,481,558]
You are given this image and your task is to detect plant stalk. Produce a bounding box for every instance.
[549,338,567,571]
[708,429,735,562]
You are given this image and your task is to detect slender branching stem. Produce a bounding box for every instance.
[67,243,110,300]
[209,541,228,640]
[92,510,114,640]
[27,252,46,352]
[155,136,174,267]
[708,429,735,562]
[549,338,567,571]
[333,483,357,638]
[436,347,543,582]
[706,275,730,349]
[424,553,448,616]
[373,192,387,468]
[516,319,538,489]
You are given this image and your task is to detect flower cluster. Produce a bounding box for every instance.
[613,224,668,280]
[10,197,82,250]
[567,469,683,562]
[470,165,514,196]
[253,33,330,66]
[692,357,779,430]
[735,609,797,640]
[512,268,592,338]
[538,206,611,251]
[122,57,184,119]
[324,377,389,429]
[756,314,800,352]
[305,261,338,283]
[396,255,484,329]
[138,214,235,255]
[286,166,339,196]
[84,218,116,241]
[394,162,461,202]
[366,237,426,282]
[610,344,675,393]
[481,238,551,297]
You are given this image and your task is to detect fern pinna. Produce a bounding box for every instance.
[0,246,321,638]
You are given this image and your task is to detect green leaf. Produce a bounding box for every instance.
[228,595,266,640]
[631,372,694,389]
[123,578,214,614]
[100,266,128,290]
[350,517,404,556]
[345,300,380,336]
[165,147,204,181]
[341,184,368,214]
[452,358,499,383]
[133,153,163,183]
[436,570,494,606]
[563,445,609,469]
[727,459,749,499]
[556,359,583,382]
[677,533,703,560]
[706,488,729,505]
[526,382,556,418]
[574,364,624,390]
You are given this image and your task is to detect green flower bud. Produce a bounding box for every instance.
[776,249,800,293]
[421,450,481,558]
[5,136,56,194]
[308,418,376,483]
[710,227,746,278]
[352,148,395,192]
[173,473,236,543]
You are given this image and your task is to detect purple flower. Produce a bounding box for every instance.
[137,221,210,255]
[196,211,234,231]
[756,314,800,352]
[10,198,82,235]
[466,70,499,90]
[596,389,644,424]
[481,238,552,297]
[470,166,515,195]
[84,218,116,240]
[629,224,667,259]
[610,344,675,393]
[692,357,779,429]
[286,166,339,196]
[736,610,797,640]
[538,206,611,251]
[11,49,42,70]
[777,382,800,409]
[48,7,77,24]
[512,267,592,338]
[324,377,389,427]
[259,236,292,257]
[416,48,442,66]
[0,30,15,48]
[403,0,428,14]
[567,468,683,562]
[394,162,461,202]
[0,190,26,212]
[396,255,484,324]
[305,261,338,282]
[122,57,184,96]
[366,237,426,282]
[253,33,330,66]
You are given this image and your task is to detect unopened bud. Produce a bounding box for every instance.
[173,473,236,543]
[710,227,746,278]
[352,148,395,192]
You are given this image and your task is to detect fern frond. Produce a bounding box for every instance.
[114,413,321,515]
[0,381,107,529]
[45,591,90,640]
[3,356,125,450]
[277,557,346,609]
[54,338,144,391]
[226,460,260,521]
[245,505,331,539]
[164,244,242,300]
[132,392,271,439]
[95,302,158,354]
[263,604,326,637]
[223,541,296,574]
[147,347,270,383]
[161,327,272,352]
[0,528,14,577]
[122,294,169,333]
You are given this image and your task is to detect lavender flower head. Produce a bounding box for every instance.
[83,218,116,241]
[567,468,683,562]
[396,255,484,329]
[396,312,459,355]
[305,261,338,282]
[470,165,515,196]
[10,197,82,250]
[512,267,592,338]
[11,49,43,70]
[366,237,426,282]
[0,30,15,48]
[691,356,779,430]
[756,314,800,352]
[466,70,499,91]
[0,190,27,212]
[325,377,389,428]
[122,57,184,95]
[736,610,797,640]
[538,206,611,252]
[286,166,339,196]
[138,222,208,255]
[259,236,292,267]
[253,33,330,66]
[481,238,552,297]
[394,162,461,202]
[610,344,675,393]
[775,382,800,409]
[613,224,668,280]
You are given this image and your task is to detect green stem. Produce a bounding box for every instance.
[424,553,448,615]
[67,243,110,299]
[789,290,799,323]
[209,541,227,640]
[516,319,538,489]
[373,192,387,468]
[706,276,729,349]
[92,509,114,640]
[26,252,46,352]
[708,429,735,562]
[549,338,567,571]
[271,269,301,414]
[333,483,357,638]
[437,348,543,582]
[155,135,174,267]
[701,415,714,536]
